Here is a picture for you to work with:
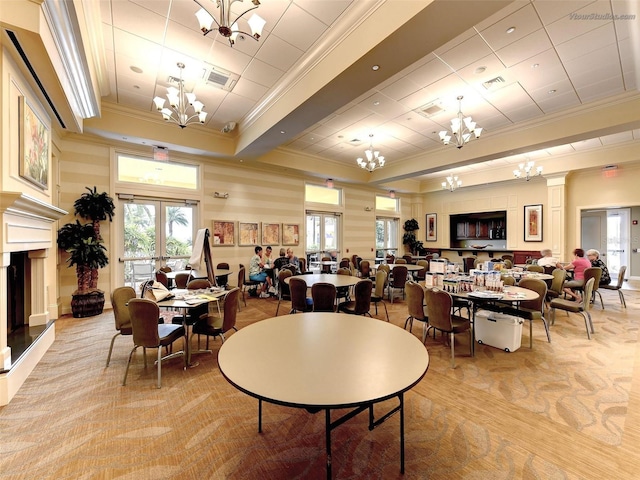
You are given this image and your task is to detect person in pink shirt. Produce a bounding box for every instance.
[557,248,591,302]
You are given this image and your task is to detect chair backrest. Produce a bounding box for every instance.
[424,288,453,333]
[299,257,307,273]
[416,260,428,280]
[237,266,246,288]
[501,255,514,262]
[359,260,371,278]
[339,259,350,269]
[542,265,555,275]
[550,268,566,294]
[583,267,602,291]
[187,278,212,290]
[174,272,192,289]
[518,278,547,313]
[386,254,395,264]
[582,277,595,312]
[526,265,544,273]
[501,275,516,286]
[405,281,426,320]
[111,286,136,331]
[337,267,351,276]
[278,269,293,298]
[311,282,337,312]
[351,279,373,314]
[217,262,229,270]
[351,255,361,270]
[159,266,172,273]
[321,256,332,273]
[373,270,387,297]
[614,266,627,288]
[155,270,169,288]
[289,277,309,312]
[221,288,240,333]
[378,264,391,278]
[503,259,513,269]
[128,298,161,347]
[391,265,408,287]
[395,258,407,264]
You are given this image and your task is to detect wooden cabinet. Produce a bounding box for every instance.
[450,211,506,242]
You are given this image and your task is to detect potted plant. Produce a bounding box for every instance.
[57,186,115,317]
[402,218,424,255]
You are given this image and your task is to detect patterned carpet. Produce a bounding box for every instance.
[1,286,638,479]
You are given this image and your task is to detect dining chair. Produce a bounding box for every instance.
[336,267,352,304]
[574,267,603,309]
[500,275,516,286]
[275,269,293,316]
[186,278,212,290]
[238,265,260,308]
[298,257,307,274]
[338,279,373,316]
[503,259,513,269]
[404,281,428,342]
[402,254,414,264]
[192,288,240,349]
[511,278,551,348]
[289,277,313,313]
[387,265,408,303]
[174,272,192,289]
[159,266,172,273]
[526,265,544,273]
[321,256,332,273]
[123,298,186,388]
[311,282,337,312]
[395,258,407,264]
[545,268,567,305]
[106,286,136,367]
[155,270,170,288]
[359,260,372,279]
[370,270,389,321]
[215,262,230,288]
[600,266,627,308]
[415,260,428,281]
[549,277,596,340]
[424,287,472,368]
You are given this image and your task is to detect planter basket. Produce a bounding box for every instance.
[71,291,105,318]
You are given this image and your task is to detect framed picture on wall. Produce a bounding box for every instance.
[426,213,437,242]
[18,96,49,190]
[524,204,543,242]
[282,224,300,246]
[239,222,259,246]
[212,220,235,246]
[262,223,280,245]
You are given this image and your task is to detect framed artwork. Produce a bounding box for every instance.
[262,223,280,245]
[239,221,259,246]
[212,220,235,246]
[426,213,437,242]
[282,223,300,246]
[524,204,543,242]
[19,96,49,190]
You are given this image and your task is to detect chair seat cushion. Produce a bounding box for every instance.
[158,324,185,346]
[600,285,619,290]
[498,306,542,320]
[338,301,356,313]
[550,298,582,313]
[451,315,471,333]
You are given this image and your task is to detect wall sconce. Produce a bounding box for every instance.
[325,178,334,188]
[364,206,373,212]
[389,190,396,199]
[213,192,229,199]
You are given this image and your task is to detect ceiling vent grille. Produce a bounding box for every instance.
[416,100,444,118]
[482,76,506,90]
[202,64,239,92]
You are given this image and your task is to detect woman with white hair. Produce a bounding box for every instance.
[537,248,558,268]
[586,249,611,286]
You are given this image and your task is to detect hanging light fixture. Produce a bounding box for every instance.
[153,63,207,129]
[513,160,543,181]
[439,96,483,149]
[194,0,266,47]
[325,178,334,188]
[442,175,462,192]
[389,190,396,199]
[356,134,385,172]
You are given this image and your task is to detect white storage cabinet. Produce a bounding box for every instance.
[475,310,524,352]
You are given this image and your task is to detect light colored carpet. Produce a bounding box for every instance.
[1,287,639,479]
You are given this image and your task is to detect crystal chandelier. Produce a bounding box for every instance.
[513,160,543,181]
[439,96,483,149]
[442,175,462,192]
[153,63,207,129]
[356,134,385,172]
[194,0,266,47]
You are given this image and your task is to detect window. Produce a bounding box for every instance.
[376,195,398,212]
[376,217,398,259]
[306,212,341,266]
[117,154,198,190]
[305,183,341,205]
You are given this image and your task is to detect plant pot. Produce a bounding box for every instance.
[71,291,105,318]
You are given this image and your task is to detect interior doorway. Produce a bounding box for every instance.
[581,208,630,277]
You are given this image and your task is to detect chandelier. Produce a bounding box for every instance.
[153,63,207,129]
[439,96,483,149]
[442,175,462,192]
[194,0,266,47]
[356,134,385,172]
[513,160,543,181]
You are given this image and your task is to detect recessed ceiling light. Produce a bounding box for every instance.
[130,66,143,74]
[506,26,516,34]
[548,89,557,94]
[337,135,343,139]
[372,65,380,71]
[474,66,486,74]
[280,130,286,134]
[133,85,140,89]
[373,101,380,106]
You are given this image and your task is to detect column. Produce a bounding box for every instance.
[547,173,568,259]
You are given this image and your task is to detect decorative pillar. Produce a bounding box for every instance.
[546,173,568,259]
[0,252,11,370]
[28,250,49,326]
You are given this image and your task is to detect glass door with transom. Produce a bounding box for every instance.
[306,212,341,270]
[120,199,197,290]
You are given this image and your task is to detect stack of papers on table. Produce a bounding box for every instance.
[468,292,504,300]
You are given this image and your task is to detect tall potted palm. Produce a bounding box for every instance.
[57,187,115,317]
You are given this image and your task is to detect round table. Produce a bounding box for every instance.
[218,313,429,478]
[284,273,362,288]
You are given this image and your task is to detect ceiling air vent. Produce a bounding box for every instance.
[202,64,239,92]
[415,100,444,118]
[482,76,506,90]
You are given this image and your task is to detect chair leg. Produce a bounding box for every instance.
[619,290,626,308]
[450,332,455,369]
[541,316,551,344]
[382,301,389,322]
[157,347,163,388]
[596,290,604,309]
[404,316,413,332]
[581,312,592,340]
[106,332,121,367]
[122,345,137,386]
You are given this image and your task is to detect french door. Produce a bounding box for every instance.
[119,199,197,289]
[581,208,630,277]
[305,212,341,265]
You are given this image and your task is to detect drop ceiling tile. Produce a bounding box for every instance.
[295,0,353,25]
[480,3,542,51]
[475,0,531,31]
[111,1,169,44]
[545,0,613,45]
[504,103,544,123]
[545,144,576,155]
[212,93,255,121]
[495,28,553,67]
[457,53,509,89]
[242,57,284,88]
[571,138,603,150]
[379,76,423,102]
[116,71,156,97]
[534,88,581,114]
[232,77,269,102]
[533,0,596,25]
[508,48,567,91]
[256,33,304,71]
[164,20,217,64]
[409,58,453,89]
[564,43,621,80]
[117,89,155,110]
[271,2,328,51]
[358,92,408,118]
[437,33,494,71]
[555,21,616,62]
[575,76,625,102]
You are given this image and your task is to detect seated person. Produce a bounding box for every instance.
[262,245,276,287]
[557,248,591,302]
[273,248,288,270]
[586,249,611,286]
[249,246,274,298]
[536,248,558,268]
[285,248,300,274]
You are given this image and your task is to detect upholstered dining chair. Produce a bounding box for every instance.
[526,265,544,273]
[275,269,293,316]
[424,287,472,368]
[394,258,407,264]
[237,265,260,308]
[387,265,408,303]
[574,267,603,309]
[370,270,389,321]
[550,277,596,340]
[415,260,428,281]
[174,272,192,289]
[404,281,428,342]
[155,270,169,288]
[106,286,136,367]
[321,256,332,273]
[358,260,373,279]
[289,277,313,313]
[336,267,353,304]
[311,282,337,312]
[338,279,373,316]
[601,266,627,308]
[511,278,551,349]
[192,288,240,349]
[123,298,186,388]
[215,262,230,288]
[186,278,212,290]
[546,268,567,305]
